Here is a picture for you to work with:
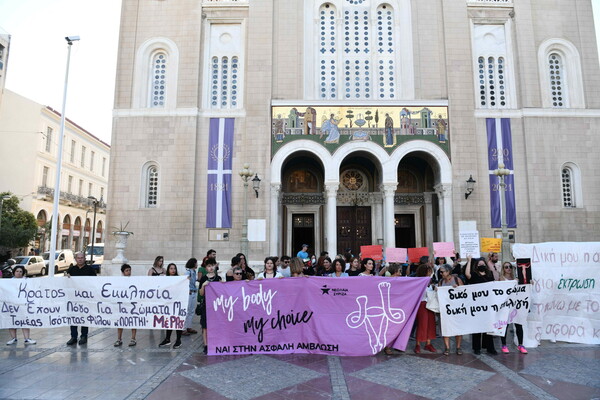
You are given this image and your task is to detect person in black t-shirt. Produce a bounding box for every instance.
[66,252,96,346]
[465,255,497,355]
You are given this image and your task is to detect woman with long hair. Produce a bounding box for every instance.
[414,264,437,353]
[499,262,527,354]
[6,266,36,345]
[148,255,165,276]
[316,256,333,276]
[235,252,255,280]
[182,258,199,336]
[159,263,183,349]
[199,258,222,354]
[438,264,463,355]
[257,257,283,279]
[359,258,375,276]
[347,257,361,276]
[465,255,498,355]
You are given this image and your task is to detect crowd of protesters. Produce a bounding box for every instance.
[4,246,527,357]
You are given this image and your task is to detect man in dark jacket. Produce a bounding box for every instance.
[66,252,96,345]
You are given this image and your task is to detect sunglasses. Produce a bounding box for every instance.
[504,266,512,269]
[234,272,242,275]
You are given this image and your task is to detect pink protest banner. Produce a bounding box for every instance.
[206,276,429,356]
[433,242,455,258]
[386,247,407,263]
[408,247,429,263]
[360,245,383,260]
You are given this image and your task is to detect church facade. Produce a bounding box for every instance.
[106,0,600,268]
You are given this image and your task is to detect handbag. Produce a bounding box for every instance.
[425,288,440,313]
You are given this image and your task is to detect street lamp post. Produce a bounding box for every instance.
[0,195,12,236]
[48,36,80,278]
[239,164,254,257]
[87,196,99,266]
[493,163,511,264]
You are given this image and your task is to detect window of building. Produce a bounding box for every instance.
[143,164,159,208]
[79,179,83,196]
[133,37,179,109]
[45,127,53,153]
[471,24,515,109]
[90,151,95,172]
[209,55,240,109]
[88,183,93,197]
[205,23,243,109]
[68,176,73,193]
[42,166,49,187]
[561,162,582,208]
[70,140,76,163]
[81,146,86,168]
[102,157,106,177]
[150,52,167,107]
[100,187,104,200]
[538,39,585,109]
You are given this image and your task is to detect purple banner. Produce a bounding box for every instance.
[486,118,517,228]
[206,118,234,228]
[206,277,429,356]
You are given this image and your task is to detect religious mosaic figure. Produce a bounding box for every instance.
[320,114,341,144]
[384,113,394,146]
[274,115,285,142]
[436,114,447,143]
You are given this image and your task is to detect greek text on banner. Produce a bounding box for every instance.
[0,277,189,330]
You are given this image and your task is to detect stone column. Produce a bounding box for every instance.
[325,184,339,257]
[434,183,454,242]
[381,183,397,250]
[269,183,281,255]
[424,192,434,252]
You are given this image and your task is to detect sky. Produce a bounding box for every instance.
[0,0,599,145]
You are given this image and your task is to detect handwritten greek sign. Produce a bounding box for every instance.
[459,231,480,258]
[0,277,189,330]
[437,281,530,336]
[206,277,429,356]
[480,237,502,253]
[513,242,600,346]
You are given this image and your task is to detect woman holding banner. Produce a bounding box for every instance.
[257,257,283,279]
[499,262,527,354]
[6,265,36,345]
[358,258,376,276]
[347,257,361,276]
[438,264,463,355]
[329,259,348,277]
[465,256,498,355]
[159,263,184,349]
[414,264,437,353]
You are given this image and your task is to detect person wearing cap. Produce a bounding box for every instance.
[297,244,309,260]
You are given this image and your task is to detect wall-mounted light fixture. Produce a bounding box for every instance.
[465,175,476,199]
[252,174,261,198]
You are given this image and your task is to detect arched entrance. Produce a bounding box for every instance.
[62,215,71,250]
[73,217,82,251]
[84,218,91,249]
[336,152,383,256]
[36,210,47,253]
[96,220,103,243]
[280,152,325,257]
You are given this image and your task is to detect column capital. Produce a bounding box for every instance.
[325,183,339,196]
[433,183,452,198]
[423,191,433,204]
[380,183,397,197]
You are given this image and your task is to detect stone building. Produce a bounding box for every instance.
[105,0,600,270]
[0,89,110,254]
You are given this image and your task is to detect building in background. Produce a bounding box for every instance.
[0,89,110,253]
[106,0,600,271]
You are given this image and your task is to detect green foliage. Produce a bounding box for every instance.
[0,192,38,248]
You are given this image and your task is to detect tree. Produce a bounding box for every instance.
[365,110,373,128]
[345,110,355,128]
[374,110,380,128]
[0,192,38,249]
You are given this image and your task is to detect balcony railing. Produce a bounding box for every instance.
[37,186,107,210]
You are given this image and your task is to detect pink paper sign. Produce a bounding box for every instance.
[386,248,408,263]
[433,242,455,258]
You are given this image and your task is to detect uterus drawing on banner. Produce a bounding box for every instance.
[346,281,406,354]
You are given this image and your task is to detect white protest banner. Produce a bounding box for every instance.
[0,277,189,330]
[459,231,480,258]
[513,242,600,346]
[437,281,527,336]
[488,284,531,336]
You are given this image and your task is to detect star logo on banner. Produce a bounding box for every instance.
[321,285,331,295]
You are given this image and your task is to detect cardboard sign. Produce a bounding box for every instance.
[459,231,480,258]
[433,242,455,258]
[481,237,502,253]
[386,248,408,263]
[407,247,429,263]
[360,245,383,260]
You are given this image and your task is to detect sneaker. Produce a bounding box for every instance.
[66,337,77,346]
[24,338,36,345]
[518,345,528,354]
[114,340,123,347]
[6,338,17,345]
[158,339,171,347]
[501,345,509,354]
[78,336,88,345]
[414,344,421,354]
[203,346,208,355]
[173,341,182,349]
[424,344,436,353]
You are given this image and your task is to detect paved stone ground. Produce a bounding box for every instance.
[0,327,598,400]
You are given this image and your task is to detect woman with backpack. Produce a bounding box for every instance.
[437,264,464,355]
